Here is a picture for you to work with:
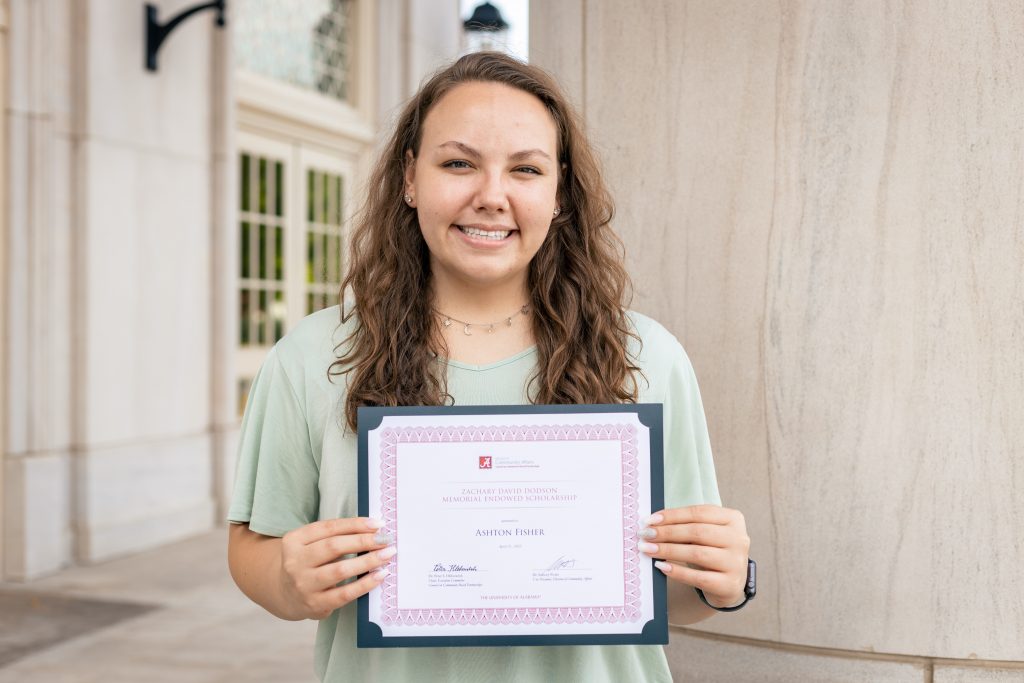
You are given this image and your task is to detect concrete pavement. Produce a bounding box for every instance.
[0,529,318,682]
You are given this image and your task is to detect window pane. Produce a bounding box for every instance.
[307,170,315,222]
[240,289,250,345]
[257,290,267,345]
[335,176,343,224]
[258,158,268,214]
[273,290,285,341]
[258,223,267,279]
[321,172,329,223]
[321,233,329,281]
[275,227,284,280]
[240,154,250,211]
[275,161,285,217]
[234,0,354,104]
[240,222,250,278]
[306,231,315,283]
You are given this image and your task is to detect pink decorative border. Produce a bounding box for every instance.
[376,423,641,625]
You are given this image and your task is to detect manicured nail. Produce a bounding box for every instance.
[373,531,394,545]
[377,546,397,561]
[654,561,673,573]
[637,541,658,554]
[365,518,385,530]
[638,528,657,539]
[372,567,388,580]
[642,513,664,526]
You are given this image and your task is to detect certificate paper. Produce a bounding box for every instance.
[357,404,666,648]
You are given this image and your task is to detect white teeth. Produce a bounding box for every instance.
[458,226,510,240]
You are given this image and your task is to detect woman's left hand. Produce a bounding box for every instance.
[637,505,750,608]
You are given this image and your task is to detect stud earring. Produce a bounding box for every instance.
[552,207,561,217]
[404,194,413,205]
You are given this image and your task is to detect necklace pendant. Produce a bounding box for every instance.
[487,324,495,333]
[506,317,513,327]
[463,324,472,336]
[442,317,452,328]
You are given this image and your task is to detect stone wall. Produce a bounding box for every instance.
[3,0,228,577]
[532,1,1024,679]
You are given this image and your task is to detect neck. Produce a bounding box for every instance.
[430,272,530,321]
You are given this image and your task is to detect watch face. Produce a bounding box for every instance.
[745,559,757,599]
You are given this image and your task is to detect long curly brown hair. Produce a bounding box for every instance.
[332,51,640,430]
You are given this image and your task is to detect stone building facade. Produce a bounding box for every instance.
[1,0,463,578]
[3,1,1022,681]
[532,1,1024,680]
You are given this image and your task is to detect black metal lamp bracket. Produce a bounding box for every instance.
[145,1,226,72]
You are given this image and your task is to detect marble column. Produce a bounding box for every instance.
[533,1,1024,679]
[3,0,227,577]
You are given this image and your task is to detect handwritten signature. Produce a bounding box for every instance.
[433,563,478,572]
[545,556,577,570]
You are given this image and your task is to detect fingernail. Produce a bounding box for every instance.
[637,541,658,554]
[366,518,385,530]
[372,567,388,580]
[642,513,664,526]
[654,561,673,573]
[377,546,397,561]
[373,531,394,545]
[637,527,657,539]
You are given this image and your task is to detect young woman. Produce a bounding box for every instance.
[228,51,750,682]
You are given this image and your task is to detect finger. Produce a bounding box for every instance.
[649,505,736,527]
[638,523,731,548]
[289,517,386,545]
[653,562,737,597]
[312,546,397,591]
[306,530,394,567]
[316,565,390,614]
[637,541,732,572]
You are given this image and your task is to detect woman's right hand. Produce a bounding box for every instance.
[278,517,396,620]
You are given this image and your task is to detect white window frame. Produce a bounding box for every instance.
[235,0,376,151]
[233,1,374,406]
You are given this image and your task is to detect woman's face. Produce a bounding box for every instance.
[405,81,560,293]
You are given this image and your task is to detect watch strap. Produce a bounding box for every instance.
[695,558,756,612]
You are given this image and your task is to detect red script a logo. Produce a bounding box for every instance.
[478,456,492,469]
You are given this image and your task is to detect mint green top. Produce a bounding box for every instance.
[228,306,720,683]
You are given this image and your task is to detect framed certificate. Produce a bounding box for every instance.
[356,404,666,648]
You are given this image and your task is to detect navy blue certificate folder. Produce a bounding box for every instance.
[357,403,666,648]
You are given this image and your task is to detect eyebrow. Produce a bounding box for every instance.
[437,140,552,163]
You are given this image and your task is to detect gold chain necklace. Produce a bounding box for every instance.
[435,305,530,336]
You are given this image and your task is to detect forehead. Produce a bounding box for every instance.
[421,81,558,154]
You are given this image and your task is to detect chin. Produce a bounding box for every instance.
[456,266,522,287]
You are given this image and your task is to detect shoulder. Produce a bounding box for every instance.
[262,306,356,403]
[625,310,689,367]
[272,305,351,368]
[624,310,697,401]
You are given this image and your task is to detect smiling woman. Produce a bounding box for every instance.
[336,52,642,413]
[404,81,559,363]
[227,51,751,683]
[409,83,557,284]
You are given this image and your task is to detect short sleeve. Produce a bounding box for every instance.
[227,346,320,537]
[662,343,722,509]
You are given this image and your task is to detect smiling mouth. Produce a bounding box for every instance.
[456,225,513,241]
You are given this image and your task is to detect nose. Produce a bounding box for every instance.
[474,170,509,213]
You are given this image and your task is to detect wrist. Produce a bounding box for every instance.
[702,590,746,609]
[695,558,757,613]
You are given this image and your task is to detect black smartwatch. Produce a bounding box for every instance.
[695,558,756,612]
